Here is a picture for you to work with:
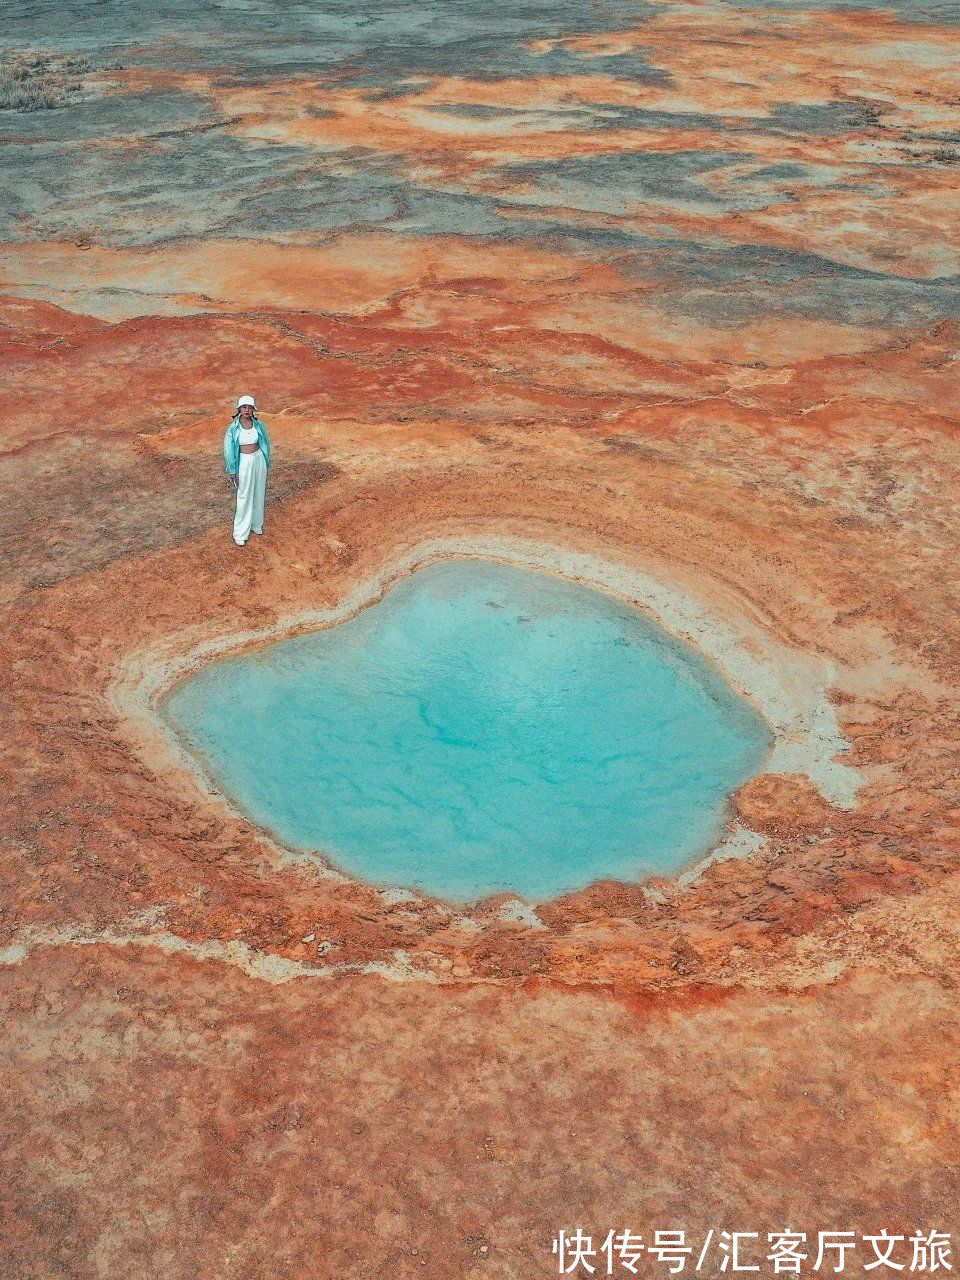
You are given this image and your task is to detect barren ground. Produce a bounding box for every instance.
[2,1,959,1275]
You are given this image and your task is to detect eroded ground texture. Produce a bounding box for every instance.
[2,0,960,1276]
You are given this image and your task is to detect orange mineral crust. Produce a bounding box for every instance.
[2,0,960,1274]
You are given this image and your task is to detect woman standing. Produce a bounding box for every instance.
[223,394,271,546]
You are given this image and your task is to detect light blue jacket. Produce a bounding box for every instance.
[223,415,271,476]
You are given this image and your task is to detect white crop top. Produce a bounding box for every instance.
[238,424,258,445]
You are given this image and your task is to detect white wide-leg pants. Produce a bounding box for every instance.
[233,450,267,545]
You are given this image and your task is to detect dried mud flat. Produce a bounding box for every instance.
[2,1,960,1276]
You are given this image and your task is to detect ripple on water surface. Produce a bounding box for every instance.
[164,560,773,902]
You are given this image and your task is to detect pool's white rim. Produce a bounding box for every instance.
[108,532,864,905]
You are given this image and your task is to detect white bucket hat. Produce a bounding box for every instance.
[236,394,256,409]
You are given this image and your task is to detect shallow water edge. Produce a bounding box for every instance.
[109,532,863,903]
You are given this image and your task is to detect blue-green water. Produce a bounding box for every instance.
[164,560,772,902]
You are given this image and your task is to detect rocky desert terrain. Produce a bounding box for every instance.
[2,0,959,1275]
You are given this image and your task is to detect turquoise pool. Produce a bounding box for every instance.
[164,560,772,902]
